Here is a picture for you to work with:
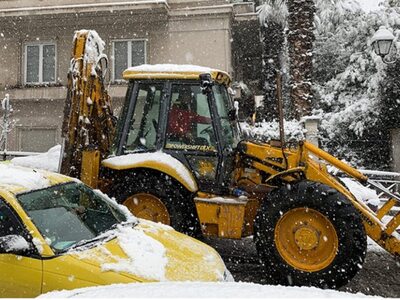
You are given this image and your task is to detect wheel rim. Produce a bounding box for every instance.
[274,207,339,272]
[123,193,171,225]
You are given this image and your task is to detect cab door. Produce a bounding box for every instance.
[0,199,42,298]
[164,83,221,192]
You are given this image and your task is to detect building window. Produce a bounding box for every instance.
[113,40,146,81]
[17,127,57,152]
[25,43,56,84]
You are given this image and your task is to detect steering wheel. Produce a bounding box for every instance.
[200,125,213,135]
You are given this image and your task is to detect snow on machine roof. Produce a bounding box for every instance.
[123,64,231,86]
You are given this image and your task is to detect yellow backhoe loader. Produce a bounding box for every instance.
[61,30,400,289]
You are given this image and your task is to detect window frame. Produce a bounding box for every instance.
[16,126,58,152]
[111,39,147,82]
[24,42,57,85]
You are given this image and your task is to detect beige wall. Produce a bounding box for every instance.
[0,1,253,152]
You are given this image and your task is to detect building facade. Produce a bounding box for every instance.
[0,0,258,152]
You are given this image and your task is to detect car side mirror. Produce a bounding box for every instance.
[0,235,30,254]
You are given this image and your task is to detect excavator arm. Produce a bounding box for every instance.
[60,30,115,186]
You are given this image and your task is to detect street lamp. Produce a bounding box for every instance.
[371,26,398,64]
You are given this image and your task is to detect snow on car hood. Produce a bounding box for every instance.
[70,220,226,282]
[0,163,51,191]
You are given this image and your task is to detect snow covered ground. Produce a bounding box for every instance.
[39,281,380,298]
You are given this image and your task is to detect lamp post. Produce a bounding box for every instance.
[371,26,399,64]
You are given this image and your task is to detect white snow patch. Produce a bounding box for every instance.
[93,189,137,223]
[126,64,214,74]
[103,152,197,191]
[3,235,29,252]
[340,177,381,206]
[101,225,167,281]
[11,145,61,172]
[39,281,379,298]
[137,218,174,232]
[0,164,50,190]
[367,237,386,253]
[73,30,105,76]
[240,120,305,142]
[31,237,44,254]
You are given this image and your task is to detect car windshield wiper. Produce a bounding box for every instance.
[64,220,137,252]
[64,235,110,252]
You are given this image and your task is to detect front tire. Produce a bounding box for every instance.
[112,169,202,237]
[254,181,367,289]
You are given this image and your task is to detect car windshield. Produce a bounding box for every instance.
[213,84,241,149]
[17,182,128,254]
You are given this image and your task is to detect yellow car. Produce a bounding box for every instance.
[0,164,232,298]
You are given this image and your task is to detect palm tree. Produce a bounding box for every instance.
[287,0,316,119]
[258,0,287,121]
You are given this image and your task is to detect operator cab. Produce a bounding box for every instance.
[113,65,241,193]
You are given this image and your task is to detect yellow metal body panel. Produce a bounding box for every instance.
[0,174,225,297]
[0,254,42,298]
[81,150,100,188]
[195,197,246,239]
[123,68,232,86]
[102,159,198,193]
[138,221,226,281]
[60,30,115,179]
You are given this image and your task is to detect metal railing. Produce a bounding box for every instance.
[0,151,43,161]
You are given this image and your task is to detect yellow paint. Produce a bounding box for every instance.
[303,141,369,182]
[275,208,339,272]
[195,196,246,239]
[236,140,400,256]
[102,159,198,192]
[0,254,42,298]
[81,150,100,188]
[198,160,215,177]
[123,69,232,86]
[0,170,227,298]
[302,142,400,256]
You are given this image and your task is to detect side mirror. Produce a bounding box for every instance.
[0,235,30,254]
[200,73,214,95]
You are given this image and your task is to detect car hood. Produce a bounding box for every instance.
[67,219,227,283]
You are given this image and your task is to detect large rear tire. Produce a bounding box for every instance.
[112,169,202,237]
[254,181,367,289]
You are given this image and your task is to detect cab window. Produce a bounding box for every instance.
[125,83,163,152]
[213,85,239,149]
[165,84,217,152]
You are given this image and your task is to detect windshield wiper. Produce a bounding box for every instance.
[65,235,110,252]
[64,220,137,252]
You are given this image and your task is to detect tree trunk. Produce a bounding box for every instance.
[261,20,285,122]
[287,0,315,119]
